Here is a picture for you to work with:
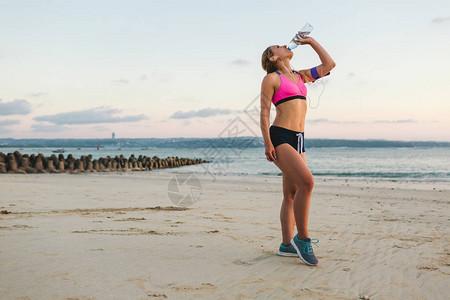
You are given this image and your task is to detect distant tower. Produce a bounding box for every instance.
[112,132,115,139]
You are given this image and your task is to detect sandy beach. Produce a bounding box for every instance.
[0,171,449,299]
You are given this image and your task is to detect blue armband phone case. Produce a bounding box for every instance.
[311,66,330,80]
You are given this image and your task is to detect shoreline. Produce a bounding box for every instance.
[150,168,450,185]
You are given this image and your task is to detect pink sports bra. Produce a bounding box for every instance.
[272,71,307,107]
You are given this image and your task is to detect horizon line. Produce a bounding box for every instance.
[1,137,450,143]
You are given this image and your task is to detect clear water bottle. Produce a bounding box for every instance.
[287,23,313,50]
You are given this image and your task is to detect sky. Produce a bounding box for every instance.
[0,0,449,141]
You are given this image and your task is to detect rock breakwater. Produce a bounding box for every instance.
[0,151,210,174]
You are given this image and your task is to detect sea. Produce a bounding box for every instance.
[1,146,449,182]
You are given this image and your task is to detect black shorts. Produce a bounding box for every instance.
[269,125,305,154]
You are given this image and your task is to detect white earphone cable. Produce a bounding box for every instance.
[307,77,325,109]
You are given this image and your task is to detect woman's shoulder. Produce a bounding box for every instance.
[262,72,280,86]
[263,71,280,81]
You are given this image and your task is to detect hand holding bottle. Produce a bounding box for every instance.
[294,36,315,45]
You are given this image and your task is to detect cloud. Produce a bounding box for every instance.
[374,119,418,123]
[29,92,47,97]
[0,119,19,135]
[230,59,250,66]
[0,119,20,126]
[308,118,362,124]
[431,16,450,24]
[170,107,237,119]
[0,99,31,115]
[33,106,148,125]
[31,124,70,132]
[112,79,130,85]
[0,119,20,136]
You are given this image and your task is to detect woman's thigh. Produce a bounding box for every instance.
[273,144,313,187]
[282,152,307,197]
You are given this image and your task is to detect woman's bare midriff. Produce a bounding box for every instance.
[272,99,307,132]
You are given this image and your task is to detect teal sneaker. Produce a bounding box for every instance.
[277,243,298,257]
[291,234,319,266]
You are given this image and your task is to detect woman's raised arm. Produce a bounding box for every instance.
[298,36,336,79]
[309,37,336,77]
[298,36,336,83]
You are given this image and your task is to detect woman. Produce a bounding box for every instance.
[260,36,335,266]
